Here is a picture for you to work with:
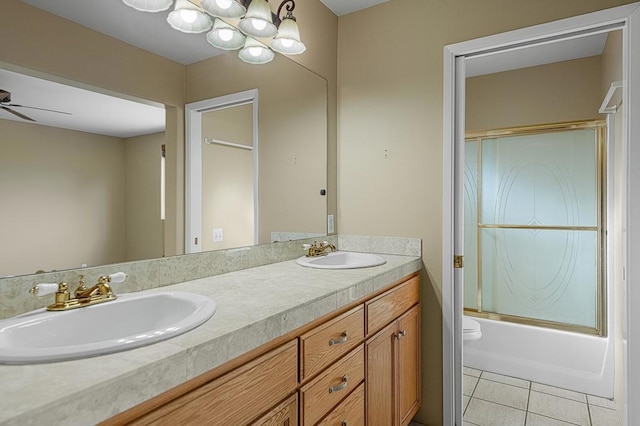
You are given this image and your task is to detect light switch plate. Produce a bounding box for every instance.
[213,228,223,242]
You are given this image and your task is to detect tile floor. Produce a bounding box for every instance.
[463,367,621,426]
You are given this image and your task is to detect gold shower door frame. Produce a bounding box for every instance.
[464,120,607,336]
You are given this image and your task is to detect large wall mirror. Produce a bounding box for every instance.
[0,64,168,277]
[0,3,328,279]
[185,53,327,253]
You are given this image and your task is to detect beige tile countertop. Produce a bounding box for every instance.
[0,253,422,425]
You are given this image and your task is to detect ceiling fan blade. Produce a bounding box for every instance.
[6,103,72,115]
[1,106,36,122]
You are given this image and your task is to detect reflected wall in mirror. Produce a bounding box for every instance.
[186,53,328,253]
[0,0,328,279]
[202,100,257,251]
[0,67,166,277]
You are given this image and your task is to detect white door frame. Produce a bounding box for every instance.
[442,3,640,425]
[185,89,259,253]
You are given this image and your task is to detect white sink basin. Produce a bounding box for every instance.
[0,291,216,364]
[296,251,386,269]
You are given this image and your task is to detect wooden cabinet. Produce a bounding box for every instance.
[253,394,298,426]
[128,341,298,426]
[300,306,364,381]
[397,306,421,425]
[318,382,365,426]
[365,279,420,426]
[105,273,420,426]
[300,345,365,425]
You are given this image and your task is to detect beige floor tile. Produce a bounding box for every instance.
[464,395,471,413]
[531,382,587,403]
[528,391,590,426]
[464,398,526,426]
[464,374,479,396]
[482,371,530,389]
[525,412,577,425]
[587,394,617,410]
[464,366,482,378]
[473,379,530,410]
[590,405,621,426]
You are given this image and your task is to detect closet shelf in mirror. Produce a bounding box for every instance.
[204,137,254,150]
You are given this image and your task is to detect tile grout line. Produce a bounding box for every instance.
[466,368,621,426]
[469,395,528,415]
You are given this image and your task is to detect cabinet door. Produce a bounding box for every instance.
[397,305,420,426]
[252,394,298,426]
[365,321,396,426]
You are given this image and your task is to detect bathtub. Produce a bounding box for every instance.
[463,316,614,398]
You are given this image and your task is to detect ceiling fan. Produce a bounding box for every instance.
[1,89,71,122]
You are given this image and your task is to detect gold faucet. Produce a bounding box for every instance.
[303,241,337,257]
[29,273,127,311]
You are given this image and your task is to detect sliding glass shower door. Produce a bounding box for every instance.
[464,122,606,335]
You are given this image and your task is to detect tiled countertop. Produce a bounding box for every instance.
[0,253,422,425]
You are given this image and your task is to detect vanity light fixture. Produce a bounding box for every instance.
[122,0,173,12]
[270,9,305,55]
[237,0,277,38]
[201,0,246,18]
[167,0,213,33]
[207,18,246,50]
[238,36,275,64]
[122,0,306,64]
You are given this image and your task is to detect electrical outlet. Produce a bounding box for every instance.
[213,228,223,243]
[327,214,334,234]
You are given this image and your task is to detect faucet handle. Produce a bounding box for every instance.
[29,282,63,297]
[108,272,127,284]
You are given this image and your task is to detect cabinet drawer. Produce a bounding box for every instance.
[318,382,364,426]
[300,345,365,426]
[133,340,298,425]
[366,276,419,336]
[300,305,364,381]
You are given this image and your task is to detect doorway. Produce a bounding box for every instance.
[442,3,640,425]
[185,89,259,254]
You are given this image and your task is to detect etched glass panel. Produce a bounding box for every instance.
[481,130,597,227]
[464,140,478,310]
[463,126,601,331]
[481,228,597,327]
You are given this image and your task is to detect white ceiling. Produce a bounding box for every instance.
[0,67,165,138]
[320,0,390,16]
[465,31,609,77]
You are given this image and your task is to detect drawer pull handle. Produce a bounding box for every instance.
[329,375,348,394]
[329,331,348,346]
[395,330,407,340]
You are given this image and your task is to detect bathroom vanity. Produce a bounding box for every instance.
[106,273,420,425]
[0,248,422,425]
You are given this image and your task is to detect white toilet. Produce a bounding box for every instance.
[463,317,482,341]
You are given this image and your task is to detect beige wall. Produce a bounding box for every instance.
[0,120,126,276]
[289,0,339,232]
[124,132,165,261]
[202,105,255,251]
[466,56,603,131]
[0,0,186,257]
[187,54,328,244]
[337,1,636,424]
